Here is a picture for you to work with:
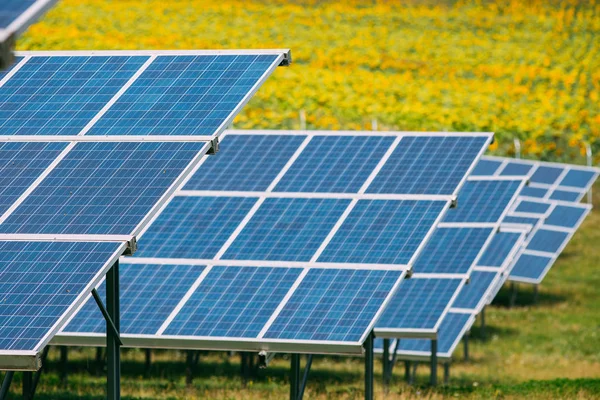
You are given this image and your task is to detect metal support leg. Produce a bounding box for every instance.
[409,362,418,385]
[443,363,450,385]
[241,353,248,387]
[364,332,374,400]
[533,285,539,304]
[60,347,68,387]
[464,334,470,361]
[404,361,410,382]
[144,349,151,375]
[106,261,121,400]
[95,347,104,375]
[22,371,33,400]
[0,372,14,400]
[290,354,300,400]
[186,351,194,387]
[430,340,437,386]
[481,307,486,339]
[297,355,313,400]
[382,338,390,391]
[510,282,517,308]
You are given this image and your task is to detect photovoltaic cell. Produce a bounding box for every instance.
[514,200,550,215]
[520,186,547,198]
[135,196,257,259]
[88,55,280,136]
[265,269,401,342]
[318,200,446,265]
[274,135,395,193]
[545,205,588,229]
[530,165,563,185]
[477,231,522,267]
[223,198,350,262]
[366,136,488,195]
[549,190,581,202]
[164,266,302,338]
[0,56,149,135]
[183,134,306,192]
[500,161,533,176]
[527,229,569,253]
[559,169,596,189]
[0,141,67,215]
[0,241,121,351]
[509,254,553,280]
[375,278,462,330]
[442,180,521,223]
[0,142,205,235]
[398,312,472,354]
[470,159,501,176]
[452,271,497,309]
[65,264,203,335]
[413,227,493,274]
[502,215,540,226]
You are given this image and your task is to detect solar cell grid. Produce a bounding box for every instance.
[397,312,472,355]
[499,161,533,176]
[470,159,502,176]
[451,271,497,310]
[509,254,554,281]
[477,231,523,267]
[526,229,569,253]
[545,204,589,229]
[549,190,581,202]
[513,199,551,215]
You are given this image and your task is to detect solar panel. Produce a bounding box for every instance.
[54,130,492,355]
[451,270,499,310]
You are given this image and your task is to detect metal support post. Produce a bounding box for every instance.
[430,340,438,386]
[510,282,517,308]
[240,353,248,387]
[443,363,450,385]
[297,355,313,400]
[463,334,470,361]
[404,361,410,382]
[382,338,390,390]
[371,118,378,131]
[60,347,68,387]
[290,354,300,400]
[409,362,418,385]
[144,349,151,375]
[481,307,486,338]
[106,261,121,400]
[0,372,14,400]
[299,110,307,131]
[22,372,33,400]
[95,347,104,375]
[533,285,539,304]
[514,138,521,159]
[186,351,194,387]
[364,332,374,400]
[586,143,593,205]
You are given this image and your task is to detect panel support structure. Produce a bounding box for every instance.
[382,338,390,390]
[430,340,438,386]
[106,261,121,400]
[464,334,470,361]
[364,332,374,400]
[290,354,300,400]
[443,363,450,385]
[0,371,14,400]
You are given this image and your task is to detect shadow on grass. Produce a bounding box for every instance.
[491,284,566,308]
[467,323,517,342]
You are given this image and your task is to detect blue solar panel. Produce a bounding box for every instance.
[398,312,471,354]
[530,165,563,185]
[500,161,533,176]
[135,196,256,259]
[65,264,203,335]
[0,241,121,351]
[164,266,301,338]
[413,227,493,274]
[318,200,446,265]
[274,136,395,193]
[88,55,280,136]
[183,134,305,192]
[549,190,581,202]
[452,271,497,309]
[477,231,522,267]
[502,215,541,226]
[367,136,488,195]
[442,180,521,223]
[520,186,548,198]
[0,0,36,29]
[265,269,401,341]
[545,205,588,229]
[0,141,67,215]
[0,56,149,135]
[376,278,462,330]
[559,169,597,189]
[223,198,349,262]
[514,200,551,215]
[470,158,502,176]
[0,142,205,235]
[509,254,553,280]
[527,229,569,253]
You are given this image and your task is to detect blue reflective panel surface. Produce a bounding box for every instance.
[367,136,488,195]
[520,186,548,198]
[275,135,394,193]
[135,196,256,259]
[500,161,533,176]
[184,134,306,191]
[471,159,502,176]
[510,254,553,280]
[0,142,67,215]
[88,55,280,136]
[549,190,582,202]
[0,241,120,351]
[514,200,550,214]
[0,1,36,28]
[442,180,521,223]
[164,266,302,338]
[399,312,471,354]
[530,166,563,185]
[376,278,462,330]
[452,271,497,310]
[559,169,597,189]
[527,229,569,253]
[319,200,446,265]
[545,205,588,229]
[413,227,493,274]
[0,56,148,135]
[65,264,203,335]
[477,231,522,267]
[502,215,541,226]
[223,198,349,262]
[0,142,204,235]
[266,269,401,342]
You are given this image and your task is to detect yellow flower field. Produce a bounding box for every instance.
[18,0,600,162]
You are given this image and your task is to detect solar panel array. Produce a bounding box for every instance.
[0,50,288,370]
[55,130,492,355]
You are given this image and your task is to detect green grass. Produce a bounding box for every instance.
[3,185,600,399]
